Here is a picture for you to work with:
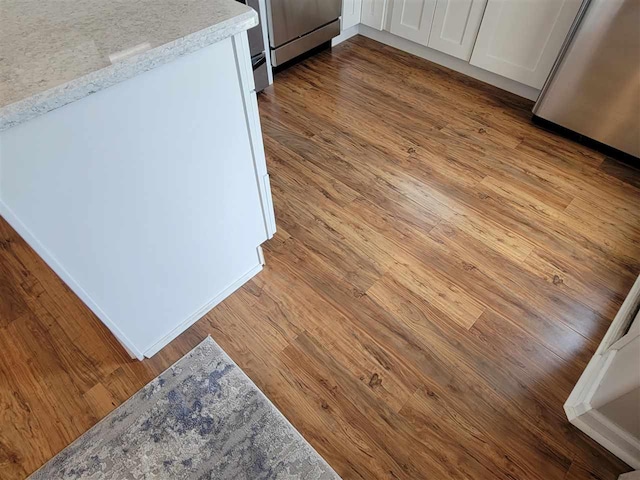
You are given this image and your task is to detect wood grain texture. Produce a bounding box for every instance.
[599,157,640,191]
[0,35,638,479]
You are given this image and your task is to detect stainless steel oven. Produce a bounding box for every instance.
[265,0,342,66]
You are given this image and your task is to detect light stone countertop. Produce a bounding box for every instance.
[0,0,258,131]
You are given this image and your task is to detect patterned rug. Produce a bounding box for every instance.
[29,336,339,479]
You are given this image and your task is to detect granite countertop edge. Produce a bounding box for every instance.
[0,9,258,133]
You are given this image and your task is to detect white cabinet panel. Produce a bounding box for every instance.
[428,0,487,60]
[343,0,363,30]
[361,0,388,31]
[390,0,437,45]
[0,36,271,357]
[470,0,582,88]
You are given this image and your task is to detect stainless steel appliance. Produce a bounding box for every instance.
[533,0,640,159]
[265,0,342,67]
[237,0,270,92]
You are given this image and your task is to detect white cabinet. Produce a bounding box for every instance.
[390,0,436,46]
[361,0,388,30]
[427,0,487,60]
[0,33,275,359]
[565,275,640,468]
[342,0,363,30]
[389,0,485,57]
[470,0,582,88]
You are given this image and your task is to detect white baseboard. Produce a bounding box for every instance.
[354,25,540,101]
[620,471,640,479]
[332,25,360,47]
[0,200,145,360]
[142,262,263,358]
[572,410,640,469]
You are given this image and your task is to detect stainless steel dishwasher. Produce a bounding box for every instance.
[265,0,342,67]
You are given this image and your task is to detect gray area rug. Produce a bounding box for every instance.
[29,336,340,479]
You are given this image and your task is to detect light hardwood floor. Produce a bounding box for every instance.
[1,35,639,479]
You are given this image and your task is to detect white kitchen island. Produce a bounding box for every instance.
[0,0,276,359]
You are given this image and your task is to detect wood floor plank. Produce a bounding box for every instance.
[261,103,455,232]
[269,170,397,292]
[515,137,638,212]
[470,173,638,286]
[326,38,533,137]
[0,320,79,477]
[516,135,606,170]
[400,387,566,480]
[281,331,501,479]
[254,256,423,415]
[562,198,640,258]
[438,130,578,212]
[245,341,409,480]
[264,72,636,296]
[428,219,610,344]
[563,460,622,480]
[83,383,119,420]
[356,209,600,366]
[294,44,577,216]
[523,248,625,322]
[369,258,486,330]
[264,235,587,478]
[599,157,640,190]
[0,34,636,479]
[366,265,622,477]
[441,209,536,262]
[0,222,132,376]
[266,41,640,284]
[0,262,28,329]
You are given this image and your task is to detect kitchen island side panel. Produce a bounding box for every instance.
[0,35,268,357]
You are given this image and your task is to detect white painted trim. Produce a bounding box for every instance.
[233,33,277,239]
[262,174,277,236]
[332,25,361,47]
[600,277,640,352]
[565,353,611,418]
[619,471,640,480]
[571,410,640,469]
[234,32,256,92]
[143,262,263,358]
[565,275,640,469]
[566,276,640,417]
[0,199,145,360]
[356,25,541,101]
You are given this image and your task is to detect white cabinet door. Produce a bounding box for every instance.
[390,0,437,45]
[361,0,388,31]
[427,0,487,60]
[470,0,582,89]
[343,0,363,30]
